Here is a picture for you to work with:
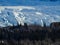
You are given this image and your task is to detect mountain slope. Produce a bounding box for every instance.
[0,6,60,27]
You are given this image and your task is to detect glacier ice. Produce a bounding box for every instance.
[0,6,60,27]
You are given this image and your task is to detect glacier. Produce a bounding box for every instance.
[0,6,60,27]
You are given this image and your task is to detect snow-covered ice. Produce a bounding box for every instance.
[0,6,60,27]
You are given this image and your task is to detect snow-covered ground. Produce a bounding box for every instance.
[0,6,60,27]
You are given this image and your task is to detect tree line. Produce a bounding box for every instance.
[0,22,60,42]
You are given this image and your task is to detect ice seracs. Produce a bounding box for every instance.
[13,12,25,26]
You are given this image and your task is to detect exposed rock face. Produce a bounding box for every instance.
[50,22,60,30]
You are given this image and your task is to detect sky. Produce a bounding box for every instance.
[0,0,60,6]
